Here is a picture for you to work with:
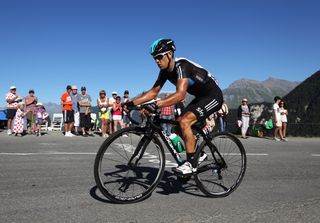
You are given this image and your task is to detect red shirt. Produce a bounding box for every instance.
[161,106,174,116]
[61,92,73,111]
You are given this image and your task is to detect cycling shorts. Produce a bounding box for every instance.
[183,87,223,121]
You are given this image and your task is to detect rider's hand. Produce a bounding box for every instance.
[142,102,159,115]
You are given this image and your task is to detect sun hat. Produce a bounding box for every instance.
[242,98,248,102]
[112,91,117,95]
[10,86,16,90]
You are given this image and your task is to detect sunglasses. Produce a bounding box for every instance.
[153,51,170,60]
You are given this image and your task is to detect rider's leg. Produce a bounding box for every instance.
[179,111,198,166]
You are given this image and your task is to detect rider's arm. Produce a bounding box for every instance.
[133,85,161,106]
[156,78,188,108]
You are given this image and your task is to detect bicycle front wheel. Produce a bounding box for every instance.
[194,132,246,197]
[94,126,165,203]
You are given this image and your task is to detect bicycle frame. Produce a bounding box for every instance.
[128,112,226,169]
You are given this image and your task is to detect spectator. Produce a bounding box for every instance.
[5,86,21,135]
[32,103,48,136]
[279,101,288,140]
[273,96,286,141]
[122,90,130,128]
[237,98,251,139]
[112,96,125,133]
[160,93,175,136]
[61,85,74,137]
[70,86,80,135]
[217,100,228,132]
[24,89,38,134]
[97,90,110,138]
[77,86,93,137]
[108,91,117,134]
[13,103,27,136]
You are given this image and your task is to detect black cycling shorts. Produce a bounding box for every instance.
[183,88,223,121]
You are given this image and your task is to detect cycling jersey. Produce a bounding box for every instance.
[153,57,223,120]
[153,58,220,97]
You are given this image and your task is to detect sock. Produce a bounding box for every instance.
[187,152,195,167]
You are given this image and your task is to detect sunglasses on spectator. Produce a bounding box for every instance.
[153,51,170,61]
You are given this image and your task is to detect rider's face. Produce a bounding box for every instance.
[154,51,172,70]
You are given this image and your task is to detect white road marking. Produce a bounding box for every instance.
[0,152,105,156]
[311,154,320,157]
[166,152,268,156]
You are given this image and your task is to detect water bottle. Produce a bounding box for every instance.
[169,133,184,153]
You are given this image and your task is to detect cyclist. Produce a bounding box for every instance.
[125,38,223,175]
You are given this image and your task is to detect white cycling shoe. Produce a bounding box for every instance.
[173,162,197,175]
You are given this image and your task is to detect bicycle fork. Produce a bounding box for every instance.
[127,130,154,167]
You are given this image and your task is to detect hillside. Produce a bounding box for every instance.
[282,70,320,136]
[223,77,300,109]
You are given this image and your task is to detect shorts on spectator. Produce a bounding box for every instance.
[112,115,122,121]
[80,113,91,128]
[6,109,17,119]
[36,118,44,125]
[63,110,74,123]
[123,115,129,123]
[74,112,80,127]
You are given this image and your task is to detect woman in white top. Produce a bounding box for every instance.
[279,101,288,139]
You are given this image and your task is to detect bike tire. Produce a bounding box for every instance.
[194,132,246,197]
[94,126,165,204]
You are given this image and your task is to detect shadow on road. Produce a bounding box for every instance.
[90,169,209,204]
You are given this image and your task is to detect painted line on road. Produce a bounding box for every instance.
[311,154,320,157]
[0,152,109,156]
[165,152,269,156]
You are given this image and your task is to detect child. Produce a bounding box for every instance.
[33,103,48,136]
[13,103,27,136]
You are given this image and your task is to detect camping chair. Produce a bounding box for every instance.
[90,113,97,131]
[51,113,63,131]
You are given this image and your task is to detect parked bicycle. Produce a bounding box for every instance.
[94,102,246,204]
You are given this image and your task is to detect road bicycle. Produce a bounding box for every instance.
[94,102,246,204]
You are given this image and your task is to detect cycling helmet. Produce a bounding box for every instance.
[150,38,176,56]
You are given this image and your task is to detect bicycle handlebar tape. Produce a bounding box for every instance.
[143,102,159,114]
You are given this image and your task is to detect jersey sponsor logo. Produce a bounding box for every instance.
[196,107,204,117]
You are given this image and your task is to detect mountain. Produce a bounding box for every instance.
[282,70,320,136]
[223,77,300,109]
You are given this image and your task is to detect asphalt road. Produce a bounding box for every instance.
[0,131,319,223]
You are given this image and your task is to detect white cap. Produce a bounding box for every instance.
[10,86,16,90]
[36,102,43,106]
[242,98,248,102]
[112,91,117,95]
[71,85,78,90]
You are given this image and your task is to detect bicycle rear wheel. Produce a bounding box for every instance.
[94,126,165,203]
[194,132,246,197]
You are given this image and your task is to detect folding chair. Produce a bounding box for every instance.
[51,113,63,131]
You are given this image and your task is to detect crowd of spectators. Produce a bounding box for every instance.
[2,85,289,140]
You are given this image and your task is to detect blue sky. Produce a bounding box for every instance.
[1,0,319,106]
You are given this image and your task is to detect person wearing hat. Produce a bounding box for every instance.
[97,90,110,137]
[112,95,125,133]
[5,86,20,135]
[61,85,74,137]
[24,89,38,134]
[237,98,251,139]
[70,85,80,135]
[77,86,93,136]
[32,103,48,136]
